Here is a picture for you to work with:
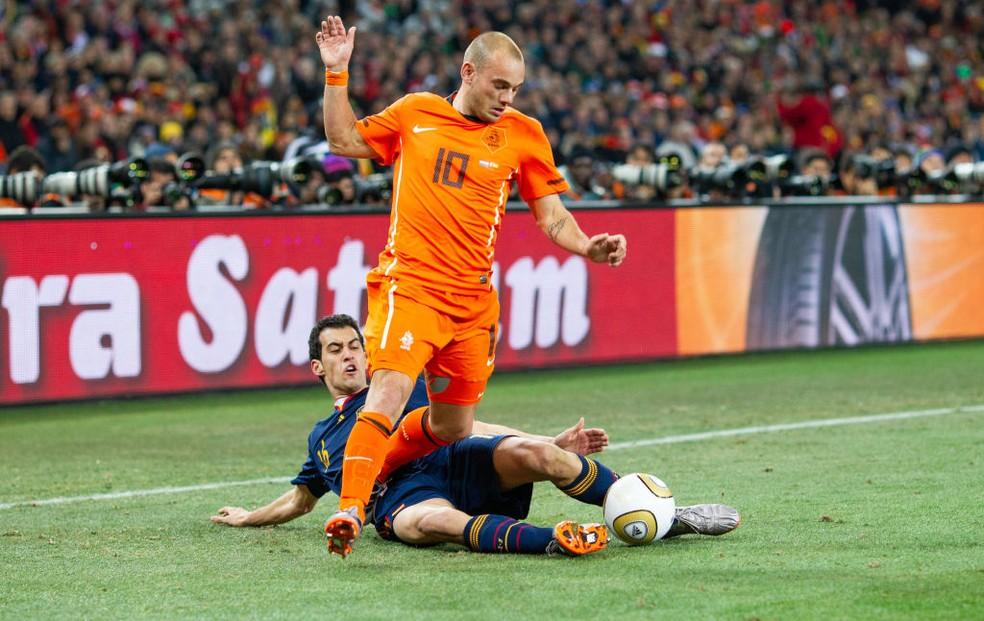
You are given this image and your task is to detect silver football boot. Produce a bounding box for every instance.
[664,504,741,538]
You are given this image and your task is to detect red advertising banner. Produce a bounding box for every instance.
[0,209,675,405]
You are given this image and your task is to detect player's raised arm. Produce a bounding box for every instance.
[316,16,378,159]
[530,193,627,267]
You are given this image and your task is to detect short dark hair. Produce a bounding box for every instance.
[798,148,830,171]
[308,314,364,363]
[6,145,46,175]
[148,158,176,178]
[205,141,239,170]
[567,145,595,164]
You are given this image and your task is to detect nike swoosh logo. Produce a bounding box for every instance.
[486,358,495,367]
[412,125,437,134]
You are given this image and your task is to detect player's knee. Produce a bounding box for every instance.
[428,412,473,442]
[517,440,571,479]
[365,370,414,420]
[415,507,463,539]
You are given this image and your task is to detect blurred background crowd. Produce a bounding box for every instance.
[2,0,984,209]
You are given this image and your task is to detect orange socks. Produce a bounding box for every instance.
[377,406,450,482]
[338,410,392,521]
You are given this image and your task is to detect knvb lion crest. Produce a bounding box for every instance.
[481,126,507,153]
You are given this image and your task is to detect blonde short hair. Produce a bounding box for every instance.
[462,32,524,70]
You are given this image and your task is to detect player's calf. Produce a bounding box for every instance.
[462,513,607,556]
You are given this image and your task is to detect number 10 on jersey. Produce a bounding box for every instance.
[432,148,469,189]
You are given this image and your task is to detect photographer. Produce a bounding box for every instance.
[197,142,267,209]
[139,158,191,211]
[314,155,358,207]
[0,146,45,208]
[770,148,835,197]
[836,152,880,197]
[690,142,731,201]
[619,144,658,200]
[798,149,833,181]
[560,146,608,200]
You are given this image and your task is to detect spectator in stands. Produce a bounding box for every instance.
[777,78,842,160]
[38,120,79,174]
[0,0,981,202]
[729,144,751,166]
[0,93,26,160]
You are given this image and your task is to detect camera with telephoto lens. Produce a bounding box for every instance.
[932,162,984,194]
[0,171,40,206]
[611,150,685,197]
[160,153,207,208]
[314,171,394,206]
[687,155,793,199]
[763,154,795,185]
[899,166,964,196]
[354,172,393,203]
[316,184,344,205]
[780,174,830,197]
[45,158,149,198]
[0,158,148,207]
[894,161,984,196]
[849,155,896,188]
[689,160,769,199]
[193,156,312,198]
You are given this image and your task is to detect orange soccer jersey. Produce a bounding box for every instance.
[355,92,570,295]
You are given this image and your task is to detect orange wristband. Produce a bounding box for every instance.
[325,69,349,86]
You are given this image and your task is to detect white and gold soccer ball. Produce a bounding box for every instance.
[603,473,676,544]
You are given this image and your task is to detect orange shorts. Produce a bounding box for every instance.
[363,270,499,405]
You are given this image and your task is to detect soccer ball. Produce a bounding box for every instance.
[603,473,676,545]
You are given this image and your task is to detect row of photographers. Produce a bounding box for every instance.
[0,142,391,212]
[563,142,984,202]
[4,141,984,212]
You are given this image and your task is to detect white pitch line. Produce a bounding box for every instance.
[606,403,984,451]
[3,404,983,512]
[0,477,290,511]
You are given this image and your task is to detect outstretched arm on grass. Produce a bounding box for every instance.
[211,485,319,527]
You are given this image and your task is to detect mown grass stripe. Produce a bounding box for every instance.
[3,404,982,511]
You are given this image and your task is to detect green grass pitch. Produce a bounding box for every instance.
[2,341,984,620]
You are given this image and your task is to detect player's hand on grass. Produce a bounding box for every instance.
[584,233,627,267]
[316,15,356,72]
[554,417,609,455]
[211,506,250,527]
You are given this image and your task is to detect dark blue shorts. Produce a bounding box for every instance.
[371,434,534,542]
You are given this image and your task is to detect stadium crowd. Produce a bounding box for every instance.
[2,0,984,208]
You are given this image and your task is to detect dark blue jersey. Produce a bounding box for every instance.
[290,377,430,498]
